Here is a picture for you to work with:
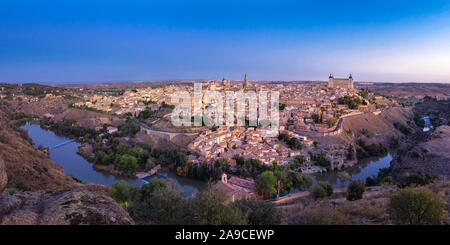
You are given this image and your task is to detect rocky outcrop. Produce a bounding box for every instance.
[0,188,134,225]
[391,125,450,181]
[0,157,7,194]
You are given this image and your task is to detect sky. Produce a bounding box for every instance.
[0,0,450,83]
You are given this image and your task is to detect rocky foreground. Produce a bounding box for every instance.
[0,188,134,225]
[0,155,133,225]
[391,125,450,181]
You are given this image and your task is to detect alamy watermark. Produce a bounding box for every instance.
[170,83,280,137]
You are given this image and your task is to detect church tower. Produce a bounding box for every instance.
[243,73,250,88]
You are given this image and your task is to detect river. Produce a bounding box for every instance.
[21,123,205,197]
[22,123,395,194]
[313,151,394,188]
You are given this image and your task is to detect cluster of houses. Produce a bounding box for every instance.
[72,85,189,115]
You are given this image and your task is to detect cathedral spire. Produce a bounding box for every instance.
[243,73,249,88]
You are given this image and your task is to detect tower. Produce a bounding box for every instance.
[222,77,230,87]
[243,73,250,88]
[328,74,334,88]
[349,74,354,89]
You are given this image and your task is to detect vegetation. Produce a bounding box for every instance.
[40,118,97,139]
[115,179,264,225]
[393,122,412,135]
[366,168,393,186]
[398,172,438,188]
[255,171,277,199]
[347,180,365,201]
[232,198,281,225]
[359,89,370,100]
[389,187,444,225]
[413,112,425,128]
[327,117,338,127]
[117,117,141,137]
[161,101,175,110]
[356,139,387,159]
[278,133,302,150]
[310,153,330,168]
[337,95,365,109]
[311,113,322,123]
[293,204,350,225]
[254,168,313,199]
[345,144,355,160]
[137,107,154,121]
[108,180,138,208]
[289,155,305,170]
[311,182,333,199]
[233,155,264,177]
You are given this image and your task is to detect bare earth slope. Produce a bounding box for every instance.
[0,128,80,191]
[342,107,413,145]
[391,125,450,180]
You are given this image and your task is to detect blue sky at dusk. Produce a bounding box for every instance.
[1,0,449,83]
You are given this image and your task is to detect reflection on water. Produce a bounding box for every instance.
[313,151,394,188]
[21,123,205,196]
[143,170,206,197]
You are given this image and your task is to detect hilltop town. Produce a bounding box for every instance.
[0,78,449,225]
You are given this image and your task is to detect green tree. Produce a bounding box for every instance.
[108,180,138,208]
[389,187,444,225]
[255,171,277,199]
[290,172,313,190]
[327,117,338,128]
[189,188,247,225]
[232,198,281,225]
[311,182,333,199]
[128,178,189,225]
[347,179,365,201]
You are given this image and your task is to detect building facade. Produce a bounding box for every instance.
[328,74,354,89]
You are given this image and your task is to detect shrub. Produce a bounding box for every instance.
[294,205,350,225]
[108,180,138,208]
[389,187,444,225]
[232,198,281,225]
[347,180,365,201]
[398,172,438,188]
[365,168,392,187]
[311,182,333,199]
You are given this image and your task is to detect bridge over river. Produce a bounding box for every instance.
[50,139,77,149]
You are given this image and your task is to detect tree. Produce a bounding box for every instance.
[128,178,189,225]
[189,188,247,225]
[311,182,333,199]
[232,198,281,225]
[255,171,277,199]
[327,117,338,128]
[347,180,365,201]
[290,172,313,190]
[389,187,444,225]
[398,172,437,188]
[338,171,352,188]
[109,180,138,208]
[345,145,354,160]
[313,154,330,168]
